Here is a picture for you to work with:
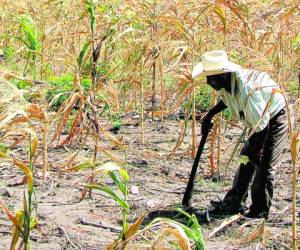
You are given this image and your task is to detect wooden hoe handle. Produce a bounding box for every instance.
[182,130,210,208]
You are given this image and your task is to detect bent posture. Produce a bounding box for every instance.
[192,50,288,219]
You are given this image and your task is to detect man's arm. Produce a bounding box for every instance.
[201,100,227,134]
[206,100,227,117]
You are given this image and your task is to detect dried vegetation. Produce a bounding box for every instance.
[0,0,299,249]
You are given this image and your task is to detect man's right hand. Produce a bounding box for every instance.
[201,101,227,135]
[201,113,213,135]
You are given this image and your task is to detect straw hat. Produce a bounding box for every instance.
[192,50,241,78]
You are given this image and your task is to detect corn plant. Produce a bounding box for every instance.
[14,14,41,79]
[108,208,205,249]
[80,161,205,249]
[0,129,38,250]
[70,160,205,249]
[283,92,300,250]
[0,79,49,249]
[290,129,299,250]
[83,162,130,243]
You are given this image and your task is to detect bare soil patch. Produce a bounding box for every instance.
[0,115,298,250]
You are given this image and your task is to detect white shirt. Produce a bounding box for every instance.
[218,69,286,132]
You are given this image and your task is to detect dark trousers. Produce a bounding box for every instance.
[223,108,288,216]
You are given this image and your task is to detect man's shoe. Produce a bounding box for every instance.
[244,210,268,220]
[209,200,247,216]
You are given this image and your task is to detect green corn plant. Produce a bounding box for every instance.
[84,162,130,242]
[82,161,203,249]
[0,129,38,250]
[0,79,48,249]
[108,208,205,249]
[174,208,205,250]
[0,80,39,249]
[128,217,192,249]
[14,14,41,79]
[80,161,205,250]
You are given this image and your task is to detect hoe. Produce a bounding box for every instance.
[181,127,211,223]
[146,127,211,224]
[182,128,210,208]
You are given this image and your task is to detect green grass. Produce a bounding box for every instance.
[3,46,16,62]
[46,74,91,111]
[195,84,212,111]
[183,84,212,112]
[10,79,31,90]
[10,74,92,110]
[196,176,231,190]
[111,114,122,131]
[286,80,299,97]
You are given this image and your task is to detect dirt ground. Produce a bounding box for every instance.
[0,113,299,250]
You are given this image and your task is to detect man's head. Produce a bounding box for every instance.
[206,72,231,92]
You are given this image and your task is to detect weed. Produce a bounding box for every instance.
[46,74,91,111]
[111,114,122,131]
[10,79,31,90]
[194,85,213,112]
[287,80,299,97]
[3,46,16,62]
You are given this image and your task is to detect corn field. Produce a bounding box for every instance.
[0,0,299,249]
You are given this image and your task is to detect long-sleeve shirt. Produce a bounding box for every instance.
[218,69,286,132]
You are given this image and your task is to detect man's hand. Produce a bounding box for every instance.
[201,113,213,135]
[201,101,227,135]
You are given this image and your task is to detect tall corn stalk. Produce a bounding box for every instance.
[86,0,98,199]
[14,14,41,80]
[150,1,158,121]
[191,87,196,158]
[291,129,299,249]
[140,56,145,145]
[286,85,300,249]
[42,112,49,181]
[159,56,165,126]
[85,0,112,197]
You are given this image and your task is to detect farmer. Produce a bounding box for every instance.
[192,50,288,219]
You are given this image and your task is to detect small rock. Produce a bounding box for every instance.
[175,172,185,179]
[146,200,159,208]
[161,167,171,176]
[0,187,12,197]
[37,171,50,179]
[127,159,148,168]
[156,126,170,132]
[41,189,56,198]
[225,134,233,140]
[130,185,139,195]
